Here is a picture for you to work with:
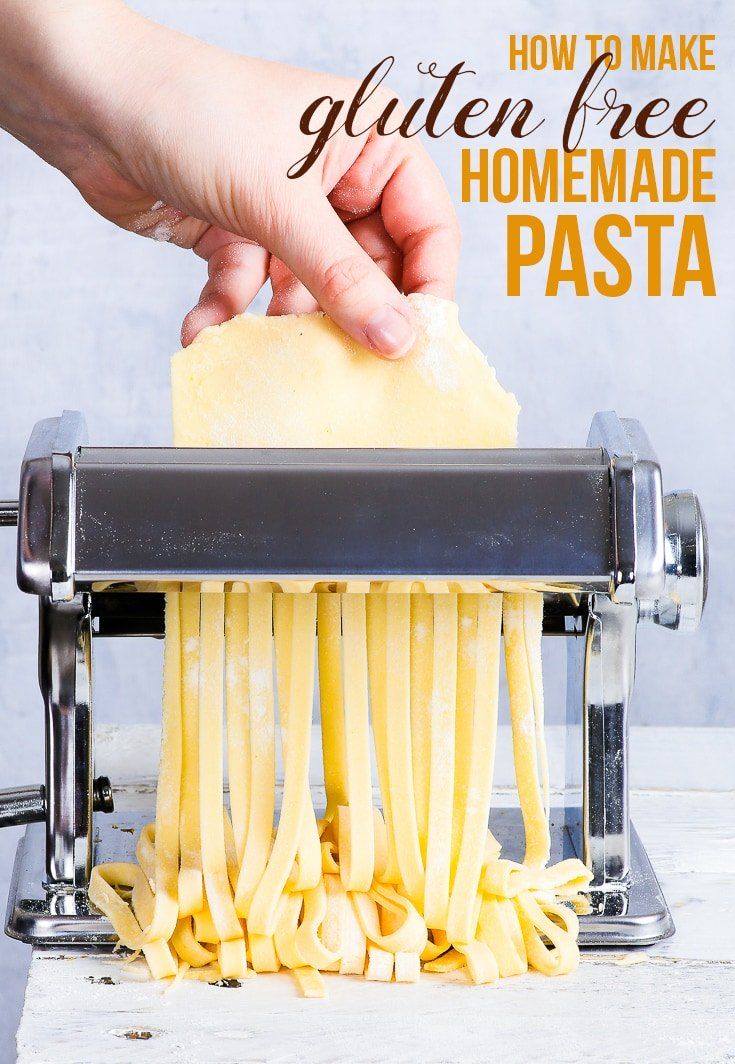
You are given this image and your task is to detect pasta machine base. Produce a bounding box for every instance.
[5,809,672,947]
[0,409,706,952]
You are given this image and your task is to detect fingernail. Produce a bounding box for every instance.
[181,308,198,347]
[364,305,415,358]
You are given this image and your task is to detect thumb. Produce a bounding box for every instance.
[274,198,416,358]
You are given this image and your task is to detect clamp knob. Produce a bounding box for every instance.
[648,490,708,631]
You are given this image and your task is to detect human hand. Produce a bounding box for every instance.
[0,1,460,357]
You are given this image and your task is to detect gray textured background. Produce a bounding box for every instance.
[0,0,732,1056]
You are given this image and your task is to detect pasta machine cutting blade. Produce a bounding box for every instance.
[0,409,707,945]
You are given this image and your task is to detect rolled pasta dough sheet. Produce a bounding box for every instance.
[171,294,519,449]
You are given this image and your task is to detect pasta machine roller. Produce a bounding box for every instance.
[0,409,707,946]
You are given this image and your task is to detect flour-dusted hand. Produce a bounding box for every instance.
[0,0,460,357]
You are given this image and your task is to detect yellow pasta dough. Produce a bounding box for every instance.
[171,294,519,449]
[91,296,591,994]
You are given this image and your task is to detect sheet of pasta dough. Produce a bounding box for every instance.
[171,294,519,447]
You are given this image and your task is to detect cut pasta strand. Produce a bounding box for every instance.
[317,593,347,820]
[423,594,458,930]
[274,594,321,893]
[365,593,400,885]
[248,594,317,937]
[234,593,276,917]
[409,593,433,858]
[224,590,250,866]
[146,593,182,944]
[446,595,502,944]
[340,594,375,892]
[502,593,551,869]
[385,594,424,907]
[198,592,246,976]
[178,591,204,917]
[452,593,479,872]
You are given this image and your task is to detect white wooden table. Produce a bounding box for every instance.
[16,728,735,1064]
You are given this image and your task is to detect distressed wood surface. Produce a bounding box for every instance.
[17,731,735,1064]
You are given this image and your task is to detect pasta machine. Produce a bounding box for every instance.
[0,409,707,947]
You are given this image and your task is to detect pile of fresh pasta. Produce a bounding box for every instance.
[90,585,591,995]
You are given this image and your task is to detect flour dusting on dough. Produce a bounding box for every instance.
[409,295,460,391]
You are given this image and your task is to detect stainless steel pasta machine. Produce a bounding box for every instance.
[0,409,707,947]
